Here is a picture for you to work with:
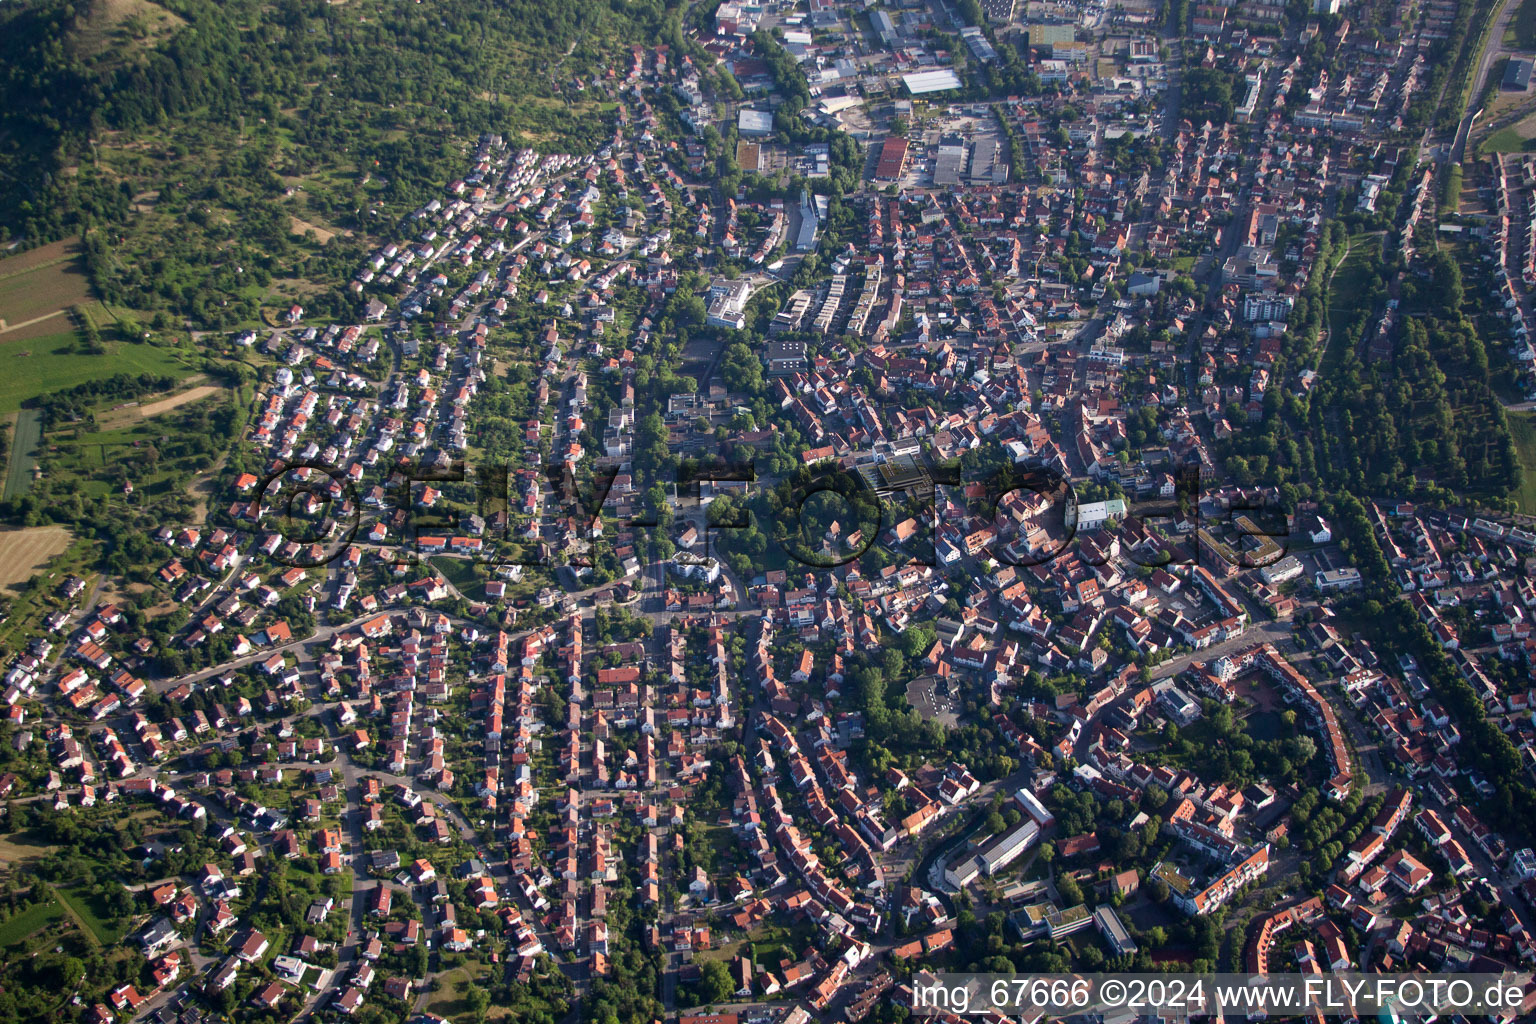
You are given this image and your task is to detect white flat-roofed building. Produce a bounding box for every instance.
[1315,567,1363,592]
[1260,554,1304,585]
[706,278,753,330]
[737,109,775,136]
[1156,684,1202,725]
[903,70,963,95]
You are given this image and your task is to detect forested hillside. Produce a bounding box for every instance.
[0,0,686,325]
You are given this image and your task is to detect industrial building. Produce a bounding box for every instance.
[933,141,966,185]
[902,69,963,95]
[970,137,1005,184]
[1506,59,1532,92]
[875,136,910,180]
[737,109,774,136]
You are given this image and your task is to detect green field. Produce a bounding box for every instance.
[429,555,482,593]
[1480,127,1534,157]
[3,410,40,499]
[424,965,495,1022]
[0,898,66,948]
[55,886,128,946]
[1508,411,1536,513]
[0,333,198,414]
[0,828,61,869]
[1323,234,1378,367]
[48,419,191,498]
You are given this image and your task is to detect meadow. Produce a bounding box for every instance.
[0,330,197,414]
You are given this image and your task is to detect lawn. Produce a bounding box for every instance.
[1507,411,1536,513]
[0,333,199,414]
[424,964,494,1022]
[1480,127,1534,157]
[426,967,473,1019]
[55,885,129,945]
[0,897,66,948]
[0,828,61,870]
[693,938,747,963]
[429,555,483,592]
[1244,708,1287,742]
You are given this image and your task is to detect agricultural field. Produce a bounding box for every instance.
[3,411,40,500]
[0,526,73,591]
[0,533,94,655]
[0,240,91,341]
[0,829,61,873]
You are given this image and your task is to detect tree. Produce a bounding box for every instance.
[721,342,764,394]
[695,959,733,1004]
[466,983,491,1024]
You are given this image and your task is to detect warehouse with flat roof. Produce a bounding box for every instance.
[970,137,1000,184]
[738,108,775,135]
[933,141,966,185]
[903,69,963,95]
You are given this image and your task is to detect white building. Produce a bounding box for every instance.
[706,278,753,330]
[944,854,983,889]
[1315,567,1362,592]
[737,109,774,136]
[979,820,1040,875]
[669,554,722,584]
[1260,555,1304,585]
[1072,498,1127,532]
